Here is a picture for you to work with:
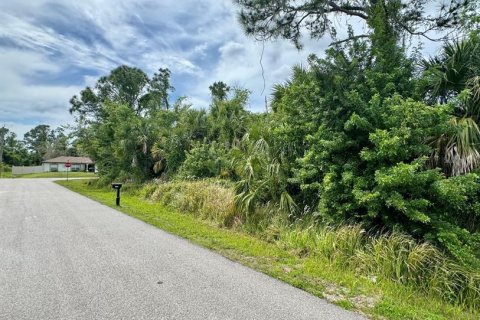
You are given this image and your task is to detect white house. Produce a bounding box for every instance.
[42,156,94,172]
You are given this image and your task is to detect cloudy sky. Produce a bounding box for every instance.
[0,0,335,136]
[1,1,445,137]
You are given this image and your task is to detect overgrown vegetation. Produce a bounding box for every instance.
[45,0,480,316]
[72,33,480,269]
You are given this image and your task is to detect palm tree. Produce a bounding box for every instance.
[422,34,480,176]
[232,133,297,218]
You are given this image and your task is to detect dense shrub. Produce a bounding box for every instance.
[177,142,226,179]
[272,56,480,266]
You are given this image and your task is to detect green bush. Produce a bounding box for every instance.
[177,141,226,179]
[288,93,480,265]
[0,163,12,172]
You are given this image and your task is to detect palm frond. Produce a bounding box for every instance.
[431,117,480,176]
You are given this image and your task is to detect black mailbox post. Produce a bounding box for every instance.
[111,183,123,206]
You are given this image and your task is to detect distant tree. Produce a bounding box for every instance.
[143,68,174,112]
[21,125,77,164]
[70,65,173,121]
[3,131,30,166]
[23,125,53,163]
[209,81,231,101]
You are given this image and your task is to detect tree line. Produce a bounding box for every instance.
[0,124,79,166]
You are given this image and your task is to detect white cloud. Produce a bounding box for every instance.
[0,48,83,137]
[1,0,330,136]
[8,0,441,135]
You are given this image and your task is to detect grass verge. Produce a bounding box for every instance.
[12,172,96,179]
[0,171,13,178]
[56,179,479,320]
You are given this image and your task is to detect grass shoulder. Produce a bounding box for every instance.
[0,171,13,178]
[56,179,478,320]
[12,172,96,179]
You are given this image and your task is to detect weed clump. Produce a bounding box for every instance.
[147,180,240,227]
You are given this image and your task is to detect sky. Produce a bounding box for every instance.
[0,0,443,137]
[0,0,332,137]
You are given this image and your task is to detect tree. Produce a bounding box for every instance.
[421,34,480,175]
[234,0,468,49]
[70,65,173,121]
[141,68,174,112]
[23,125,53,164]
[208,88,250,149]
[209,81,230,101]
[70,65,175,181]
[22,125,76,164]
[152,101,209,176]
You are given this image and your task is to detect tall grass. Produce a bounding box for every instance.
[278,225,480,310]
[147,180,241,227]
[142,179,480,311]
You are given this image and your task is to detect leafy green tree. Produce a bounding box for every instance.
[23,125,54,163]
[22,125,77,164]
[70,65,173,121]
[256,24,479,263]
[152,100,209,177]
[71,65,174,181]
[142,68,174,112]
[0,130,30,166]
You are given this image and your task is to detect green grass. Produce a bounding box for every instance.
[0,171,13,178]
[10,172,96,179]
[56,179,479,320]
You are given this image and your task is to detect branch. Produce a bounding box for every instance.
[395,19,451,42]
[329,34,370,46]
[326,1,368,20]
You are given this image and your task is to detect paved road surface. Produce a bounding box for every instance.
[0,179,364,320]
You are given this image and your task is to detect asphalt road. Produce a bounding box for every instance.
[0,179,364,320]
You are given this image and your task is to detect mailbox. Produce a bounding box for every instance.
[111,183,122,190]
[111,183,123,206]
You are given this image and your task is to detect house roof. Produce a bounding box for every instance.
[43,156,93,164]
